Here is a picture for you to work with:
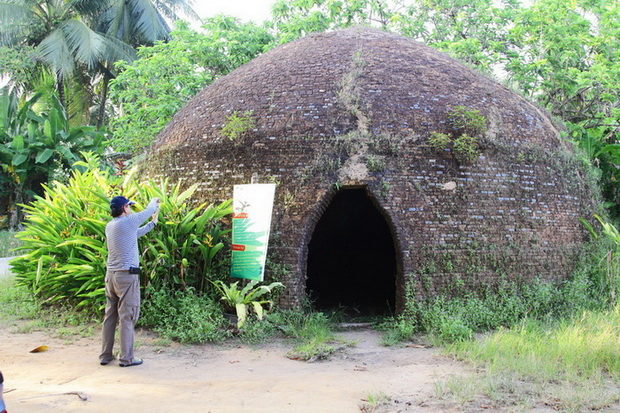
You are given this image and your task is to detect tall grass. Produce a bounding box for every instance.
[449,307,620,382]
[0,230,22,257]
[437,308,620,411]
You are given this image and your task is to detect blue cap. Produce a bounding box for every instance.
[110,196,135,209]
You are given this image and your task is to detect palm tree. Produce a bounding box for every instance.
[0,0,134,122]
[93,0,199,127]
[0,0,198,127]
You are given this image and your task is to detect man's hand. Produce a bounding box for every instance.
[152,211,159,224]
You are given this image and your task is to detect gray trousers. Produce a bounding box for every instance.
[100,269,140,365]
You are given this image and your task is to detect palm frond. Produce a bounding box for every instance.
[129,0,169,42]
[36,29,75,78]
[62,19,107,68]
[0,3,35,46]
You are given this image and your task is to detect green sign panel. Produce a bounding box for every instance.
[231,183,276,281]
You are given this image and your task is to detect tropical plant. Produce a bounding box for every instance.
[108,18,274,154]
[0,0,134,122]
[0,0,198,125]
[580,214,620,305]
[0,87,106,228]
[136,181,233,292]
[212,279,284,328]
[10,154,232,311]
[10,154,112,309]
[91,0,199,128]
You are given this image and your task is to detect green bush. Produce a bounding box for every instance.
[447,105,488,136]
[381,255,607,345]
[435,317,473,344]
[140,287,230,343]
[427,106,486,164]
[10,154,232,312]
[428,131,451,152]
[452,134,480,163]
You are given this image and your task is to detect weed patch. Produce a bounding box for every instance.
[140,287,230,344]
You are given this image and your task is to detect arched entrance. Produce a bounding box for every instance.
[306,188,397,316]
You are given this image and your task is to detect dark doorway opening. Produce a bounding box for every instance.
[306,188,397,316]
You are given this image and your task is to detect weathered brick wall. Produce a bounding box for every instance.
[141,27,600,311]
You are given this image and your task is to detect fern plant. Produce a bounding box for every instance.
[212,279,284,328]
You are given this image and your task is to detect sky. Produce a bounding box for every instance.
[193,0,278,23]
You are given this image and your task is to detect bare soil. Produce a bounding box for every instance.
[0,322,471,412]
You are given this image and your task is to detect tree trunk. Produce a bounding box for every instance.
[8,190,23,231]
[97,71,111,129]
[57,77,66,110]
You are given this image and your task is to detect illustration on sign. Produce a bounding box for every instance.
[231,183,276,281]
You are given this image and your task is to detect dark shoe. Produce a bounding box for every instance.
[119,358,143,367]
[100,358,114,366]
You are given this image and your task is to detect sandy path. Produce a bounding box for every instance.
[0,322,467,412]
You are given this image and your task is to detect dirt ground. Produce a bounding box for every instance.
[0,257,470,412]
[0,321,472,413]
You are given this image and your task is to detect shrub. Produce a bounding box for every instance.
[428,131,451,152]
[11,154,232,312]
[427,106,486,164]
[212,279,284,328]
[447,105,488,136]
[452,134,480,163]
[140,287,229,343]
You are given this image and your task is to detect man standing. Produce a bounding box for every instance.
[100,196,159,367]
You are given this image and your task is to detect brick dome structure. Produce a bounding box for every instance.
[143,27,599,313]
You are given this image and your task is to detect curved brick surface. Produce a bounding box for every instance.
[143,27,599,310]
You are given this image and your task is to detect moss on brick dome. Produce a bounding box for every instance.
[144,27,599,312]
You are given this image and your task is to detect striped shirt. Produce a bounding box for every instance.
[105,199,159,271]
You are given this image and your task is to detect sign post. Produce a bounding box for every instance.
[230,183,276,281]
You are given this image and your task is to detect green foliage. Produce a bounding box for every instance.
[10,155,115,310]
[0,0,195,123]
[452,134,480,163]
[450,307,620,382]
[0,45,38,90]
[428,132,451,153]
[109,19,274,154]
[0,88,106,227]
[212,279,284,328]
[395,0,517,71]
[140,287,230,343]
[271,0,396,44]
[428,106,485,163]
[365,155,386,172]
[580,215,620,305]
[10,154,232,312]
[381,254,607,345]
[447,106,488,136]
[220,110,255,142]
[134,182,233,293]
